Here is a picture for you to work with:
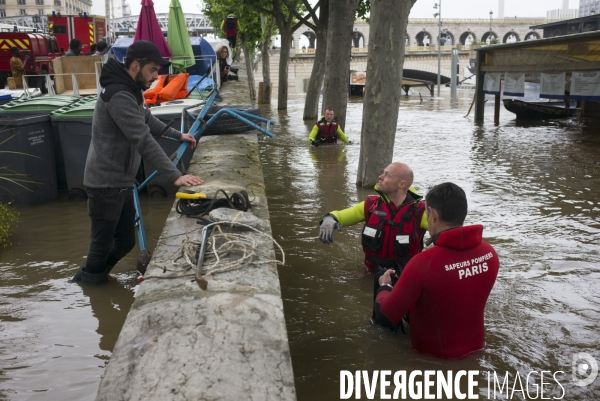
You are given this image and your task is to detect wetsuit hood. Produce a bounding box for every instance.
[431,224,483,251]
[99,58,143,104]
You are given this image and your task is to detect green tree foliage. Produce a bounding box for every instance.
[0,201,18,248]
[202,0,277,56]
[356,0,370,22]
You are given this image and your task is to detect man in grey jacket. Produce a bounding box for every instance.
[73,40,203,285]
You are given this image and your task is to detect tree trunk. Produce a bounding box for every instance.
[302,27,328,121]
[356,0,416,188]
[302,2,329,120]
[321,0,360,130]
[272,0,298,111]
[260,15,275,104]
[277,28,293,110]
[240,36,256,101]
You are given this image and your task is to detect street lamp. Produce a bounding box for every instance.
[489,10,493,43]
[434,1,441,96]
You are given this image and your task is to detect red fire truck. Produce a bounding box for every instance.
[48,14,106,55]
[0,32,61,91]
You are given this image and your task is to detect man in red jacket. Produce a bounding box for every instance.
[373,182,500,359]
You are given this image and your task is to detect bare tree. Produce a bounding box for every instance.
[299,0,329,121]
[321,0,360,130]
[239,35,256,100]
[271,0,299,110]
[357,0,416,187]
[260,14,275,103]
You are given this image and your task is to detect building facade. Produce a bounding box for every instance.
[547,9,578,19]
[579,0,600,17]
[0,0,91,18]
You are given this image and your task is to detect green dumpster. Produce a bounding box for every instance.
[0,115,58,206]
[0,95,84,191]
[50,96,98,200]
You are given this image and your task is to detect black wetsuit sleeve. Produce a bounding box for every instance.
[374,287,396,328]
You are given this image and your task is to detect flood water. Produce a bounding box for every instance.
[259,90,600,400]
[1,88,599,400]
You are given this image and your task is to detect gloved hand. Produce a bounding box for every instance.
[319,215,342,244]
[310,140,319,147]
[347,140,352,144]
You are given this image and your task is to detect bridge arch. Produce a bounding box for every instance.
[352,30,366,48]
[459,31,477,45]
[301,30,316,48]
[416,31,432,46]
[503,31,520,43]
[524,31,541,40]
[481,31,497,44]
[438,30,455,46]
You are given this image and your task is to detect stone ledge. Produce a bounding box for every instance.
[96,64,296,401]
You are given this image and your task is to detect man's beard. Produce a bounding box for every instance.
[135,70,153,90]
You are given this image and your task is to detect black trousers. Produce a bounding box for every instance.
[85,187,136,274]
[227,35,237,49]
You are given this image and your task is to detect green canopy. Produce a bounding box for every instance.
[167,0,195,72]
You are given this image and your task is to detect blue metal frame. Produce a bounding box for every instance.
[133,87,276,260]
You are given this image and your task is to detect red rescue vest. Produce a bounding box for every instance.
[361,193,426,274]
[224,17,238,36]
[316,118,338,143]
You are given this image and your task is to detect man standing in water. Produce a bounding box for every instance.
[308,108,351,146]
[373,182,500,359]
[318,162,427,274]
[73,40,203,285]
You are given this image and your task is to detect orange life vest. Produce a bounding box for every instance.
[144,73,190,104]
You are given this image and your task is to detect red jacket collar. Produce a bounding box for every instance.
[432,224,483,251]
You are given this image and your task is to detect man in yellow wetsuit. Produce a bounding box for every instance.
[308,108,350,146]
[318,162,428,275]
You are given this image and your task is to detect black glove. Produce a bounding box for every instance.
[319,215,342,244]
[347,140,352,144]
[310,140,319,147]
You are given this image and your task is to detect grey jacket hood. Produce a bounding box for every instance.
[100,58,144,105]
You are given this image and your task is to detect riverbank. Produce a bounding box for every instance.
[95,64,297,400]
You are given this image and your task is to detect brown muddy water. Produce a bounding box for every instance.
[1,89,599,400]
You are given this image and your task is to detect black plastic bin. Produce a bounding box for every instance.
[145,99,203,197]
[0,95,83,192]
[50,97,97,200]
[0,115,58,206]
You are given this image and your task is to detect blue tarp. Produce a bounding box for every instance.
[187,37,216,76]
[108,37,216,76]
[108,37,133,63]
[187,75,214,92]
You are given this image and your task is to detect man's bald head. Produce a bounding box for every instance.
[378,162,414,196]
[389,162,413,187]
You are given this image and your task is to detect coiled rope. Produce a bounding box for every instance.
[144,221,285,282]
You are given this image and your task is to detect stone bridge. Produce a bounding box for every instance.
[259,50,473,93]
[269,17,556,92]
[292,17,552,52]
